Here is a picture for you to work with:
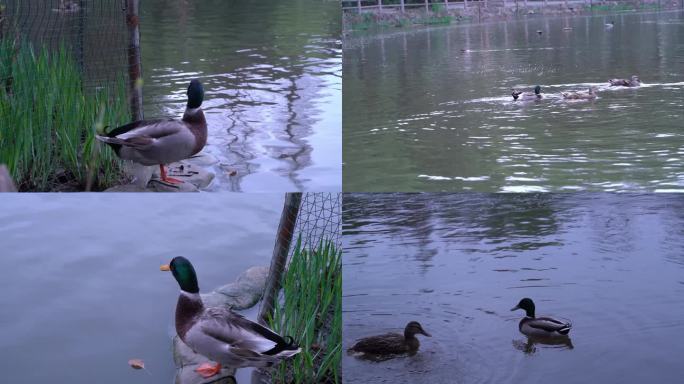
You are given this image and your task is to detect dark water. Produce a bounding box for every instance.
[343,11,684,192]
[343,193,684,383]
[0,194,281,383]
[140,0,341,192]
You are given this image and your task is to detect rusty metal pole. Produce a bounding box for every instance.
[126,0,143,121]
[258,193,302,325]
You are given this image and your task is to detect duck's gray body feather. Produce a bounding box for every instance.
[178,293,300,368]
[519,316,571,337]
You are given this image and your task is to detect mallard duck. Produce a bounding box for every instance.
[609,75,640,87]
[161,257,300,378]
[347,321,431,359]
[562,87,597,100]
[512,85,542,101]
[96,79,207,184]
[511,298,571,337]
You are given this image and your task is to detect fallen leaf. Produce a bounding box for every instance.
[128,359,145,370]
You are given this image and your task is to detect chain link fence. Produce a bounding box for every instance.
[291,192,342,254]
[1,0,132,89]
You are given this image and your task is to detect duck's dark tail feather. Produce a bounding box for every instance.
[263,335,301,356]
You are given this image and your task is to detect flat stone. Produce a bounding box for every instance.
[185,152,220,167]
[172,265,270,384]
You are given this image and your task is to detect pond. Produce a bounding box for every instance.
[0,194,282,383]
[343,193,684,383]
[343,11,684,192]
[140,0,341,192]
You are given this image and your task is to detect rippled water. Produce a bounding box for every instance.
[0,194,281,383]
[343,193,684,383]
[140,0,341,191]
[343,11,684,192]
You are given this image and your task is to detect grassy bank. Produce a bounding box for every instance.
[268,237,342,384]
[0,38,130,191]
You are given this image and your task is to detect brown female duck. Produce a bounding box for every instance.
[348,321,431,359]
[609,75,640,87]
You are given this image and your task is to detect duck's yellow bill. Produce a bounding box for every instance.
[160,264,171,271]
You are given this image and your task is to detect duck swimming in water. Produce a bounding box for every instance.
[562,87,597,100]
[161,257,300,378]
[512,85,542,101]
[348,321,431,360]
[511,298,572,338]
[609,75,640,87]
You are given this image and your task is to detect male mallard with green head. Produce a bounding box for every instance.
[161,257,300,378]
[511,298,572,337]
[609,75,640,87]
[512,85,542,101]
[562,87,597,100]
[348,321,431,359]
[96,79,207,184]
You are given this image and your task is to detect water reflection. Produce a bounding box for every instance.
[343,193,684,383]
[344,11,684,192]
[141,0,341,191]
[512,336,574,355]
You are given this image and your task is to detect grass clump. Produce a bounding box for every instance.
[268,237,341,384]
[0,38,129,191]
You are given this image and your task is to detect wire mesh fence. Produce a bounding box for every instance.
[1,0,132,89]
[0,0,139,191]
[291,192,342,254]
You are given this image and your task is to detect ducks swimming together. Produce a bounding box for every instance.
[562,86,597,100]
[511,298,572,338]
[96,79,208,185]
[348,321,431,360]
[609,75,640,87]
[512,85,542,101]
[161,257,300,378]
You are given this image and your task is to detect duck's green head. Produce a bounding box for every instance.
[511,297,535,318]
[534,85,541,95]
[162,256,200,294]
[186,79,204,109]
[405,321,431,338]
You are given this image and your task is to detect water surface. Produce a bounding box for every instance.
[140,0,341,191]
[0,194,281,383]
[343,11,684,192]
[343,193,684,383]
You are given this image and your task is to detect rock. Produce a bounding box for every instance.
[185,152,220,167]
[0,165,17,192]
[171,265,270,384]
[173,336,236,384]
[213,266,270,309]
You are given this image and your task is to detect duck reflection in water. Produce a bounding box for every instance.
[513,335,574,355]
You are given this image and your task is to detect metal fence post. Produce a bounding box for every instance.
[126,0,143,121]
[258,193,303,325]
[401,0,405,12]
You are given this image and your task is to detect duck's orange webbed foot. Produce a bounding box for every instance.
[195,362,221,378]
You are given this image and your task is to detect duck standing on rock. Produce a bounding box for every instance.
[512,85,543,101]
[96,79,207,185]
[511,298,572,338]
[562,87,597,100]
[348,321,431,360]
[609,75,640,87]
[161,257,300,378]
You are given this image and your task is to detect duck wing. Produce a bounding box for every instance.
[528,317,571,334]
[199,307,299,357]
[98,119,184,149]
[350,332,407,354]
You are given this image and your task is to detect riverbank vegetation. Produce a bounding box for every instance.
[0,38,129,191]
[268,237,342,384]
